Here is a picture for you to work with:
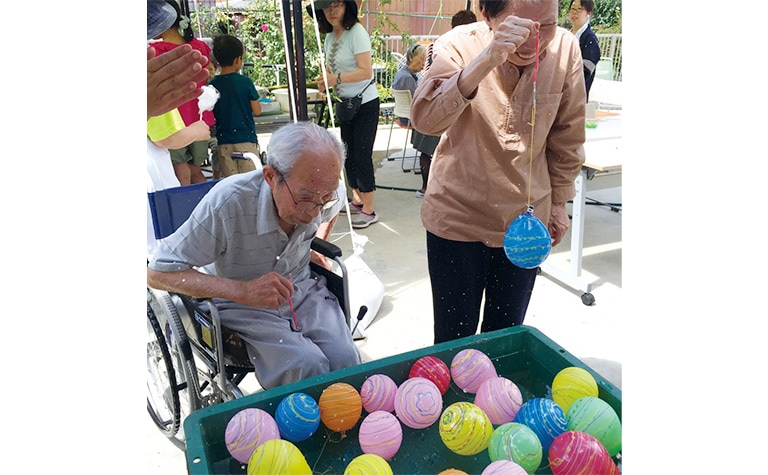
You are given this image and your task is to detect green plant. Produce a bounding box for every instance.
[191,0,322,89]
[190,4,233,36]
[376,83,392,102]
[188,0,443,94]
[591,0,621,33]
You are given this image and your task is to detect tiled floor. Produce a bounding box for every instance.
[146,121,622,474]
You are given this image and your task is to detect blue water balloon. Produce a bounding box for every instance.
[275,392,321,442]
[504,205,551,269]
[514,397,567,451]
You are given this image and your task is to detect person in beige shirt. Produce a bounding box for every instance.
[411,0,586,344]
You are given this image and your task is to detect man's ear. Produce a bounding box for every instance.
[262,165,279,189]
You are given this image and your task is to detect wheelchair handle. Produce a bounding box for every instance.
[231,151,258,161]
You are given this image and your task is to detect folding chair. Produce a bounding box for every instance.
[384,89,419,172]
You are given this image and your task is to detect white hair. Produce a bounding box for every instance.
[266,121,346,176]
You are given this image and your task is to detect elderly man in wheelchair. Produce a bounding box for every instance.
[147,121,362,446]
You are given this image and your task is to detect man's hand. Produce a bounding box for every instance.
[147,44,209,119]
[148,268,294,310]
[238,271,294,308]
[549,202,570,247]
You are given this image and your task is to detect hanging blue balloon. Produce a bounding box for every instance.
[504,205,551,269]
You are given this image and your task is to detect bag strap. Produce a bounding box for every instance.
[356,79,375,98]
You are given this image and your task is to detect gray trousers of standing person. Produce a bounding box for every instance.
[214,276,361,389]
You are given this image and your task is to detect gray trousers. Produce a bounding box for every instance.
[215,277,361,389]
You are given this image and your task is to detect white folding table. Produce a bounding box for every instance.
[539,113,622,305]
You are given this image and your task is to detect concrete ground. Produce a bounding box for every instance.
[146,119,622,474]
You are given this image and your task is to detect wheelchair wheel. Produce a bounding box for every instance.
[173,295,249,405]
[147,289,203,449]
[147,304,180,438]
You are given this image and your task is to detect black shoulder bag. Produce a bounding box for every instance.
[335,79,375,122]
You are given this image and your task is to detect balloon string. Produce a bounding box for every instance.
[526,26,540,209]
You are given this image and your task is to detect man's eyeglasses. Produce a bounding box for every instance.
[569,7,584,14]
[279,173,339,212]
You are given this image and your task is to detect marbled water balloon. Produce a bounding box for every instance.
[503,206,551,269]
[409,356,451,395]
[360,374,398,413]
[548,431,619,475]
[474,377,523,425]
[275,392,321,442]
[450,349,498,394]
[439,402,494,456]
[551,366,598,414]
[481,460,528,475]
[488,422,543,474]
[513,398,567,451]
[225,408,280,464]
[359,411,403,460]
[394,377,443,429]
[343,453,394,475]
[247,439,312,475]
[566,396,622,457]
[319,382,362,435]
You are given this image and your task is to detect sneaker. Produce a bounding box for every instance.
[340,202,363,215]
[351,211,378,229]
[415,190,425,198]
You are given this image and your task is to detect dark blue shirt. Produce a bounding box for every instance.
[579,24,601,101]
[209,72,260,145]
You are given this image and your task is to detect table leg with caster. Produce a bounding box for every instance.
[539,169,598,305]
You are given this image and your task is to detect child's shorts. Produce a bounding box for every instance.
[170,140,209,166]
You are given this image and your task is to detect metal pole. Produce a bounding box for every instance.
[281,0,297,120]
[293,0,309,121]
[279,0,309,122]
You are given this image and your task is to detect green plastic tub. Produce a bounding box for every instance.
[184,325,621,474]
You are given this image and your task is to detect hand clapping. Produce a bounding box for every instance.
[147,44,209,119]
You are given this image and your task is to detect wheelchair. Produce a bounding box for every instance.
[146,157,366,449]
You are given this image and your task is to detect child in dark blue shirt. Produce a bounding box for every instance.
[209,35,263,176]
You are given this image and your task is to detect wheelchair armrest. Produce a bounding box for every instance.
[311,237,342,259]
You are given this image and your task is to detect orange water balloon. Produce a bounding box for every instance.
[318,382,362,435]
